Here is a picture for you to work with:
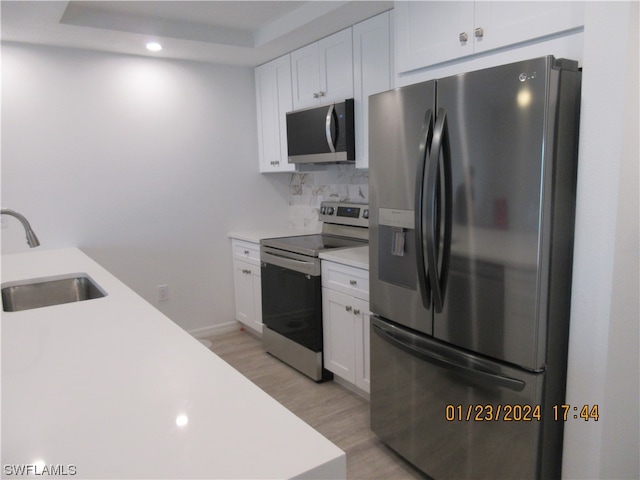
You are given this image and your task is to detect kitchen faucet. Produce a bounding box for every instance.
[1,209,40,247]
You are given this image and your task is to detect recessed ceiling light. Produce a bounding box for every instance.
[175,414,188,427]
[146,42,162,52]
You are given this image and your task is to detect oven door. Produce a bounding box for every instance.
[260,247,322,352]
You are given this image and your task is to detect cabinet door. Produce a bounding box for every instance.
[249,267,263,333]
[355,299,371,393]
[473,1,584,54]
[291,28,354,109]
[255,55,295,172]
[291,43,321,109]
[233,259,255,328]
[322,288,356,383]
[353,12,392,169]
[318,28,354,103]
[396,1,474,73]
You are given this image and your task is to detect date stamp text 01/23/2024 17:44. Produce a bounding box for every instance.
[445,404,600,422]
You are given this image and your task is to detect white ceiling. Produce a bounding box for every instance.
[0,1,393,67]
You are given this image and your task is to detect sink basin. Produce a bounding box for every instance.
[2,274,107,312]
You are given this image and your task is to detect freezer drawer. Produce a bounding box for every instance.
[370,316,557,480]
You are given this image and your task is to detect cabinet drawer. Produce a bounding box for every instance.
[322,261,369,301]
[232,239,261,266]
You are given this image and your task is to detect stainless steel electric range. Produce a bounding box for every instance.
[260,201,369,381]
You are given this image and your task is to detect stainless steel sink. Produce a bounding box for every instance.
[2,274,107,312]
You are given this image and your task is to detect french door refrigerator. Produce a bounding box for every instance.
[368,56,581,479]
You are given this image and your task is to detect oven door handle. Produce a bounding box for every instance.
[261,249,320,276]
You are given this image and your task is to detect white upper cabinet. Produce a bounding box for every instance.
[396,1,475,72]
[396,1,585,73]
[255,54,296,173]
[291,28,354,109]
[353,11,393,169]
[472,2,584,54]
[290,43,320,108]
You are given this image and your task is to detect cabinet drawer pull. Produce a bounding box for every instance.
[345,305,353,312]
[244,250,250,255]
[349,280,357,286]
[459,32,469,42]
[474,27,484,38]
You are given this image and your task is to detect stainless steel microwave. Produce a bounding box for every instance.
[286,99,355,164]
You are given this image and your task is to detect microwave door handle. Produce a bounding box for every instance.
[325,104,336,153]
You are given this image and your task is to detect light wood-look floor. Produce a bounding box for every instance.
[204,329,426,480]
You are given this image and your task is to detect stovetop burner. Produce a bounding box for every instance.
[261,233,366,257]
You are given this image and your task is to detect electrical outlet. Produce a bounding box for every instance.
[158,285,169,302]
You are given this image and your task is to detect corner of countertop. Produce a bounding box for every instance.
[228,227,319,244]
[319,245,369,270]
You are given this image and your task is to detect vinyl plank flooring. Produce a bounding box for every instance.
[204,329,426,480]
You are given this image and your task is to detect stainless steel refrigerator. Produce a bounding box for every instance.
[368,56,581,479]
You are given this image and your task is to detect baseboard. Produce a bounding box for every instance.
[333,376,370,402]
[188,321,242,339]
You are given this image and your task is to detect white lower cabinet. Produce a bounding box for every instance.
[231,239,262,334]
[322,260,370,394]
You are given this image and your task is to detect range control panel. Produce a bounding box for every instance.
[319,201,369,228]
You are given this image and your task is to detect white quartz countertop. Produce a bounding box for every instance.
[319,246,369,270]
[1,248,345,479]
[228,227,317,244]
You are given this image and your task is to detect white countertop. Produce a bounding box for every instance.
[228,227,317,244]
[319,246,369,270]
[1,248,345,479]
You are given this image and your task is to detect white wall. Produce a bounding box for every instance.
[1,43,290,334]
[563,2,639,479]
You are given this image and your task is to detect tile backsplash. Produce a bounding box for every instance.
[289,165,369,230]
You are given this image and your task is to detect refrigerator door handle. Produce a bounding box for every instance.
[372,320,526,392]
[425,108,453,312]
[415,109,434,308]
[325,104,336,153]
